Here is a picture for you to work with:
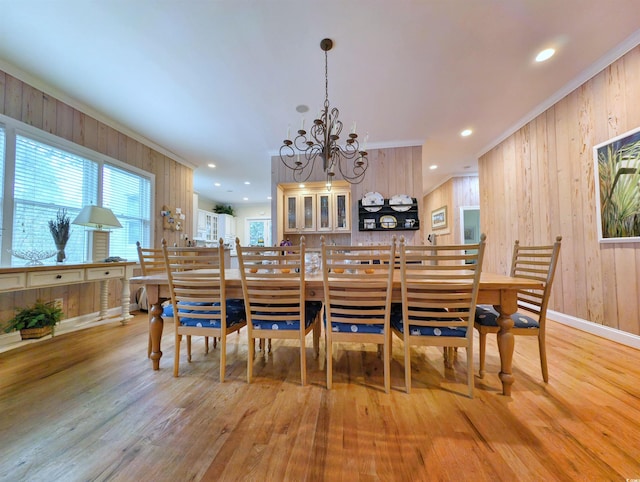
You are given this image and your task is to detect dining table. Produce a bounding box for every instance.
[131,269,543,396]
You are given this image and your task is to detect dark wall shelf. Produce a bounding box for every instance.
[358,198,420,231]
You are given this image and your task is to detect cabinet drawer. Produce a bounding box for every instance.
[86,266,125,281]
[0,272,27,291]
[27,269,84,288]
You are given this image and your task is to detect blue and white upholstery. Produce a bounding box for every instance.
[236,237,322,385]
[321,239,396,393]
[164,238,246,381]
[391,236,486,397]
[474,236,562,383]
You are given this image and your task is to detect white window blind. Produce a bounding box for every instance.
[0,127,5,233]
[10,133,151,264]
[103,164,151,260]
[13,135,98,264]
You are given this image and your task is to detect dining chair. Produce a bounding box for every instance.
[321,238,396,393]
[162,239,246,380]
[236,237,322,385]
[137,241,215,359]
[391,235,486,397]
[475,236,562,382]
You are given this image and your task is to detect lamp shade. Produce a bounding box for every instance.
[72,206,122,230]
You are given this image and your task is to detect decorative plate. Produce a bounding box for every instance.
[389,194,413,212]
[379,215,397,229]
[361,191,384,212]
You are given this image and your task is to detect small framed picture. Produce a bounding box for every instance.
[431,206,447,230]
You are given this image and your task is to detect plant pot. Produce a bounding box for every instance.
[20,326,53,340]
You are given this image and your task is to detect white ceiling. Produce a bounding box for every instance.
[1,1,639,205]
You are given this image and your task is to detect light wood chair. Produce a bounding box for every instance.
[321,238,396,393]
[236,237,321,385]
[475,236,562,382]
[137,241,213,359]
[391,235,486,397]
[162,239,246,381]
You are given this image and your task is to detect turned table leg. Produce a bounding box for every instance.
[495,290,518,396]
[146,284,164,370]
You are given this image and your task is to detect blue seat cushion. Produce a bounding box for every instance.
[390,303,466,337]
[475,305,539,329]
[178,299,246,328]
[251,301,322,331]
[324,305,386,334]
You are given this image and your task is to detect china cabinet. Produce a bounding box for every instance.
[284,187,350,233]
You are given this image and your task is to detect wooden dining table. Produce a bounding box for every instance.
[131,269,543,396]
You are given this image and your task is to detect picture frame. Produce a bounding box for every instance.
[431,206,448,230]
[593,126,640,243]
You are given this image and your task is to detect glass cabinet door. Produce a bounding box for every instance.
[334,192,350,230]
[285,195,298,232]
[302,194,316,230]
[318,193,331,231]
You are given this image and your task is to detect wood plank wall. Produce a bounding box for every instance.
[478,45,640,336]
[0,70,194,325]
[423,176,479,246]
[271,146,423,247]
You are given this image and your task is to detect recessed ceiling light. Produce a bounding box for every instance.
[536,48,555,62]
[243,197,249,201]
[429,165,438,170]
[244,181,250,185]
[460,129,472,137]
[267,196,272,200]
[296,104,309,113]
[207,163,216,168]
[214,182,221,187]
[299,183,305,188]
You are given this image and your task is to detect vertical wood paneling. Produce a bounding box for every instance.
[479,45,640,336]
[0,68,194,326]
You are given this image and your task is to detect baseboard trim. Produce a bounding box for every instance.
[548,309,640,350]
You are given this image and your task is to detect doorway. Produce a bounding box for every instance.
[245,218,272,247]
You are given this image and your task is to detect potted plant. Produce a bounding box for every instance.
[4,300,64,339]
[48,208,71,263]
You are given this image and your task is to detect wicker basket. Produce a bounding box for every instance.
[20,326,53,340]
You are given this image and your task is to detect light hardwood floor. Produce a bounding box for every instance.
[1,312,639,481]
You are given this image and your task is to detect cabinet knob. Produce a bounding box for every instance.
[105,271,110,275]
[56,274,62,279]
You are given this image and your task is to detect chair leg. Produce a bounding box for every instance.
[313,320,320,358]
[478,331,487,379]
[173,333,182,377]
[220,335,226,382]
[187,335,192,362]
[247,334,254,383]
[383,338,390,394]
[300,334,307,386]
[404,338,411,394]
[467,345,474,399]
[326,337,333,389]
[204,336,209,354]
[539,333,549,383]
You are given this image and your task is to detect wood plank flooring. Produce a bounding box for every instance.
[1,313,639,481]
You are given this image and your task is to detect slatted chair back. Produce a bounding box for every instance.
[321,238,396,393]
[511,236,562,319]
[475,236,561,383]
[393,235,486,397]
[162,238,246,381]
[236,236,321,385]
[136,241,166,275]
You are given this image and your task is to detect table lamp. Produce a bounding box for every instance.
[72,205,122,262]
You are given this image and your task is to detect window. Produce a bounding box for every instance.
[1,119,152,266]
[0,126,5,239]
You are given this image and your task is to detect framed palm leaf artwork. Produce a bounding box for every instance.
[593,126,640,243]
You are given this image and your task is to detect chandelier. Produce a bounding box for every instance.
[279,38,368,190]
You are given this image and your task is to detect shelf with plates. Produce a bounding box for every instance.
[358,196,420,231]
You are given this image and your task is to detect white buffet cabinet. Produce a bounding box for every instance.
[0,261,136,323]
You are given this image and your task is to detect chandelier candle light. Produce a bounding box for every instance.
[280,38,368,190]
